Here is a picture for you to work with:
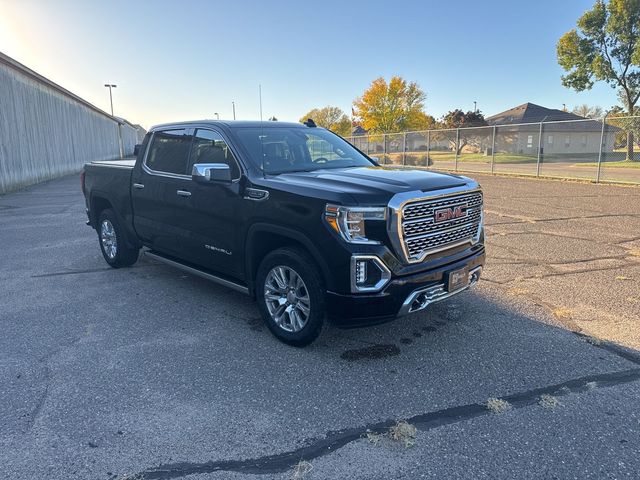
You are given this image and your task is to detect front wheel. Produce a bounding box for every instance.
[256,247,326,347]
[97,209,139,268]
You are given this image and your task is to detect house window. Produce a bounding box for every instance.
[565,136,570,148]
[548,135,554,145]
[527,135,533,148]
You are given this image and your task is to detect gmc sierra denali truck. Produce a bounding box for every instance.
[82,120,485,346]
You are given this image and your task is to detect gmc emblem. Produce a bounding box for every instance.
[434,204,468,223]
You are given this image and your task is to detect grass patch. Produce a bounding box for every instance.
[538,394,562,409]
[486,397,512,413]
[291,460,313,479]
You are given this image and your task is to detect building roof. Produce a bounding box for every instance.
[486,103,586,125]
[352,125,367,136]
[486,102,610,132]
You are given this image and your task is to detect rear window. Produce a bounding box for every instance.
[145,129,191,174]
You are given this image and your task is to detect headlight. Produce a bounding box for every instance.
[324,205,386,244]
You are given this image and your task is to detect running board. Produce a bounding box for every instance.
[144,250,250,295]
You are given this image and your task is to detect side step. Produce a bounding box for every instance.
[144,250,250,295]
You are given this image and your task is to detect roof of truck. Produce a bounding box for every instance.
[149,120,311,131]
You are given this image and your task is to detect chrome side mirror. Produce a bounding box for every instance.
[192,163,232,183]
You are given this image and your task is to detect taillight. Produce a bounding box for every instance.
[80,171,86,195]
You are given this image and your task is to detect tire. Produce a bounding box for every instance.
[97,208,139,268]
[256,247,326,347]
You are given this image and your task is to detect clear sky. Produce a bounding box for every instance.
[0,0,621,129]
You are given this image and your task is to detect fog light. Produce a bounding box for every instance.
[351,255,391,293]
[356,260,367,284]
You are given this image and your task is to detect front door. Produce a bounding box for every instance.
[178,128,244,276]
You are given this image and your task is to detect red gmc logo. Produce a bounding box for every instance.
[434,205,468,223]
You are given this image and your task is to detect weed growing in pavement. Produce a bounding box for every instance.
[388,420,417,448]
[538,394,562,409]
[585,336,603,346]
[552,307,572,320]
[364,429,384,445]
[486,397,512,413]
[291,460,313,479]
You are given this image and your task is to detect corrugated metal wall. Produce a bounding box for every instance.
[0,57,140,194]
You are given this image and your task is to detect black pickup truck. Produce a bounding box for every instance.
[82,120,485,346]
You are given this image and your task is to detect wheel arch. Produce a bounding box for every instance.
[245,223,333,296]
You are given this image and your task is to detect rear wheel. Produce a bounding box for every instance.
[98,209,139,268]
[256,247,326,346]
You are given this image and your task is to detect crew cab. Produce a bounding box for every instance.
[81,120,485,346]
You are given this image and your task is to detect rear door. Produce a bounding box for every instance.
[131,128,193,257]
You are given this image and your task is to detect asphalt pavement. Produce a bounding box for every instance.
[1,173,639,479]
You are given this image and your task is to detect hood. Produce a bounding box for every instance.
[265,166,471,205]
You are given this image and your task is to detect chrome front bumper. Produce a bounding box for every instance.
[397,266,482,316]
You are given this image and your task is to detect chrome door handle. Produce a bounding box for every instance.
[177,190,192,197]
[133,183,145,189]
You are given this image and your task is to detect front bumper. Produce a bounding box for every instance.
[326,247,485,327]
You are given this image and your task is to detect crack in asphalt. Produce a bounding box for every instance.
[129,367,640,479]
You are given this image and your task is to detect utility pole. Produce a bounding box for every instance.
[232,101,236,120]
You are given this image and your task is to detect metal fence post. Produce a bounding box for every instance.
[402,132,407,165]
[536,121,543,177]
[596,115,606,183]
[455,128,460,171]
[491,125,496,174]
[383,134,387,164]
[427,130,431,169]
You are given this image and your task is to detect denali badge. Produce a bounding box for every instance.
[434,204,468,223]
[205,244,232,255]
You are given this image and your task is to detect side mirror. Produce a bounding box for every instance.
[192,163,232,183]
[133,144,142,156]
[369,156,380,166]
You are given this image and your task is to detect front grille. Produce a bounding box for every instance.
[400,191,482,262]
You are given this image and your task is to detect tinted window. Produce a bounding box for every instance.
[188,129,240,179]
[234,127,374,174]
[145,129,191,174]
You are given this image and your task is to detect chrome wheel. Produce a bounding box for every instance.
[100,219,117,260]
[264,266,311,333]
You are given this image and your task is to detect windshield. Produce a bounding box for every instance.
[234,127,375,174]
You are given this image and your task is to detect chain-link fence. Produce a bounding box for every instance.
[346,116,640,184]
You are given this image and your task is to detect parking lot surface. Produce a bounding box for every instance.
[1,173,639,479]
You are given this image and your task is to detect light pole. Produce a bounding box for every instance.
[214,112,219,120]
[232,101,236,120]
[104,84,117,116]
[473,101,477,113]
[104,84,122,158]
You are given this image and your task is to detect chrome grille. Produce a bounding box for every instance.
[401,191,482,262]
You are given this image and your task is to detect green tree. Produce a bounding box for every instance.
[572,104,604,118]
[299,106,351,136]
[353,76,428,133]
[440,109,488,155]
[557,0,640,160]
